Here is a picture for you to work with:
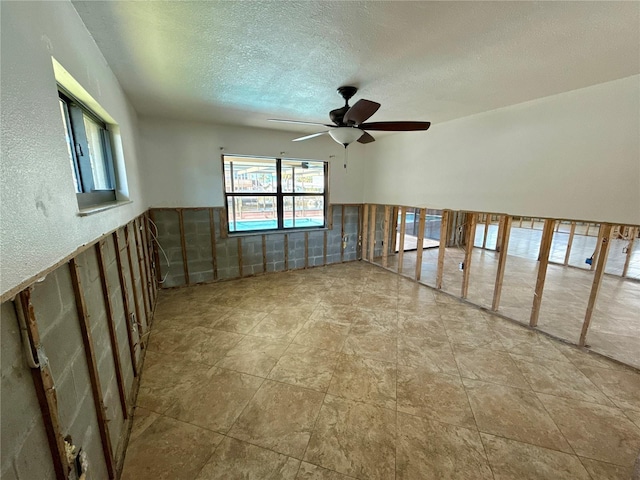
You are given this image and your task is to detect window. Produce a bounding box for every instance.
[58,89,116,208]
[223,155,328,233]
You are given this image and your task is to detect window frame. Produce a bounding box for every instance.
[58,88,117,209]
[222,155,329,234]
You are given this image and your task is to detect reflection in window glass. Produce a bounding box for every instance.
[224,157,277,194]
[83,115,111,190]
[281,160,325,193]
[283,196,324,228]
[227,196,278,232]
[59,99,81,192]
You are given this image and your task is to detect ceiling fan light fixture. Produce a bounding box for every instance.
[329,127,363,147]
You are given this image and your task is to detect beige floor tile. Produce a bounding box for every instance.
[195,437,300,480]
[512,355,613,405]
[537,393,640,466]
[164,367,263,433]
[397,365,475,429]
[309,303,363,325]
[396,412,492,480]
[121,415,223,480]
[215,336,288,377]
[552,342,624,370]
[296,462,357,479]
[463,379,571,453]
[397,311,447,340]
[443,319,506,350]
[579,457,634,480]
[128,407,159,444]
[349,309,398,336]
[250,310,311,342]
[578,365,640,411]
[624,409,640,429]
[491,325,570,363]
[136,351,211,414]
[269,344,339,392]
[151,325,244,365]
[480,433,590,480]
[304,395,396,480]
[229,379,324,458]
[397,336,459,374]
[454,346,530,389]
[357,292,398,311]
[212,309,269,334]
[342,332,397,363]
[328,354,396,409]
[293,319,350,351]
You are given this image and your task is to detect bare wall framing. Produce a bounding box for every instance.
[1,213,157,480]
[150,204,362,288]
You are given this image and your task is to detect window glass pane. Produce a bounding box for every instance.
[283,196,324,228]
[59,100,81,192]
[227,195,278,232]
[282,160,325,193]
[83,115,112,190]
[224,156,277,194]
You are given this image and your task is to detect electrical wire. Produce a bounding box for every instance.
[147,218,170,284]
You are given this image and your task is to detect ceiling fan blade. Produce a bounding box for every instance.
[292,131,329,142]
[357,131,376,144]
[269,119,334,128]
[358,121,431,131]
[344,99,381,125]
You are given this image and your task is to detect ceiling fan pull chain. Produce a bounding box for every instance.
[344,145,348,171]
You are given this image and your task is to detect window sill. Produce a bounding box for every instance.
[77,200,133,217]
[228,226,330,238]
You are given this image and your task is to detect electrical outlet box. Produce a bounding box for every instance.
[459,262,464,271]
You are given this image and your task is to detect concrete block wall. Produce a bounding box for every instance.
[152,204,362,288]
[0,216,155,480]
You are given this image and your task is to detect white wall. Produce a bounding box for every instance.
[0,1,147,296]
[364,76,640,226]
[138,118,367,207]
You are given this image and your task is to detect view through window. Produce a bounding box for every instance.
[223,155,327,233]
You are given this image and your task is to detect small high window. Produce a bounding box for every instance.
[223,155,328,233]
[58,89,116,208]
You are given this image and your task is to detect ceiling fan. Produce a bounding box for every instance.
[269,86,431,147]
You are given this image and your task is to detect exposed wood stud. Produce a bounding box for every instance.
[368,204,377,262]
[461,213,477,298]
[284,234,289,270]
[146,213,158,304]
[482,213,490,249]
[112,231,138,376]
[328,205,334,230]
[304,232,309,268]
[149,210,162,284]
[529,219,555,327]
[323,231,328,265]
[496,215,506,252]
[362,204,370,260]
[530,217,535,229]
[519,217,523,228]
[69,258,116,479]
[133,218,151,322]
[580,224,613,346]
[398,207,407,274]
[340,205,346,262]
[208,208,218,280]
[586,223,591,236]
[415,208,427,281]
[124,224,145,343]
[564,221,576,266]
[382,206,391,267]
[391,207,399,253]
[436,210,450,289]
[219,207,229,239]
[177,209,190,284]
[237,237,243,276]
[139,215,154,308]
[16,289,71,480]
[492,216,512,311]
[591,224,605,271]
[357,205,363,260]
[95,241,128,419]
[622,226,637,277]
[262,235,267,273]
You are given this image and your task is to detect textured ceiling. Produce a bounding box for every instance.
[72,1,639,133]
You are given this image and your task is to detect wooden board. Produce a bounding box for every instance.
[564,221,576,266]
[436,210,450,289]
[208,208,219,280]
[461,213,477,298]
[622,226,637,277]
[382,206,391,268]
[124,223,145,342]
[398,207,407,274]
[362,204,369,260]
[492,216,512,311]
[16,289,72,480]
[414,208,427,281]
[69,258,116,479]
[368,205,377,262]
[529,219,555,327]
[580,224,613,346]
[178,209,190,284]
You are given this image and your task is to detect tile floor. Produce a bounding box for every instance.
[122,262,640,480]
[385,227,640,369]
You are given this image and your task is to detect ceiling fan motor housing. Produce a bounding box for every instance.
[330,86,359,125]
